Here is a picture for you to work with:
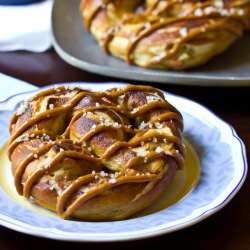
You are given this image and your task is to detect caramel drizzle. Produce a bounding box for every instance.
[57,174,158,219]
[142,18,242,66]
[9,91,88,143]
[23,150,98,199]
[9,86,90,131]
[150,112,183,130]
[148,0,183,15]
[8,130,56,158]
[81,0,113,31]
[81,0,249,66]
[126,15,243,65]
[9,85,185,219]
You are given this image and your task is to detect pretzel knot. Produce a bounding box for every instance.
[8,84,185,221]
[80,0,250,70]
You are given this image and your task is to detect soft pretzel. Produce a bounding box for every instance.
[79,0,250,70]
[8,84,185,221]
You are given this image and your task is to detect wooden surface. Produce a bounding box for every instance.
[0,50,249,250]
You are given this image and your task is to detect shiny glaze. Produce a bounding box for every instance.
[81,0,250,66]
[8,85,185,219]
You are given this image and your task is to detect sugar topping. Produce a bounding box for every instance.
[155,147,164,153]
[16,101,29,116]
[49,104,54,110]
[179,27,188,37]
[214,0,224,8]
[146,95,162,103]
[109,179,117,184]
[138,121,147,130]
[194,8,203,16]
[152,137,158,143]
[10,83,185,220]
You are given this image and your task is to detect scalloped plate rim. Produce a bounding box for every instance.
[0,82,247,242]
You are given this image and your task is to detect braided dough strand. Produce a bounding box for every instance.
[80,0,250,70]
[9,84,185,221]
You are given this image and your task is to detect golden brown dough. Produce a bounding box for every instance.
[8,84,185,221]
[79,0,250,70]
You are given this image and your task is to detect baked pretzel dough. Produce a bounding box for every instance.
[8,84,185,221]
[80,0,250,70]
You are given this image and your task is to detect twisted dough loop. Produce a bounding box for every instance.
[80,0,250,70]
[8,84,185,221]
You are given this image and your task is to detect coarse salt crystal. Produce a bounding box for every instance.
[229,8,236,15]
[136,150,149,157]
[16,102,28,116]
[100,171,106,177]
[155,147,163,153]
[155,122,162,128]
[49,104,54,109]
[109,179,117,184]
[179,27,188,37]
[139,121,147,130]
[132,107,138,113]
[146,95,161,103]
[194,8,203,16]
[238,9,244,16]
[214,0,223,8]
[152,137,157,143]
[113,122,120,128]
[45,135,50,141]
[165,151,172,156]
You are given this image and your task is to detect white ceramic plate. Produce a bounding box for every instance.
[51,0,250,86]
[0,82,247,242]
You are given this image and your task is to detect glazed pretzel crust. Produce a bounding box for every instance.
[8,84,185,221]
[80,0,250,70]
